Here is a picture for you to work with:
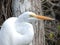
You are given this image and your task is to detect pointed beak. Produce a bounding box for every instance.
[31,14,55,20]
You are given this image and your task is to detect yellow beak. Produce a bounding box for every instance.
[31,14,55,20]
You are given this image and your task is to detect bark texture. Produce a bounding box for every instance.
[12,0,45,45]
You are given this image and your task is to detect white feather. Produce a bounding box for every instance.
[0,12,35,45]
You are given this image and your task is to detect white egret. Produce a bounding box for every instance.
[0,12,55,45]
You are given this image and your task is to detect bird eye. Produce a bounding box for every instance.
[29,15,34,17]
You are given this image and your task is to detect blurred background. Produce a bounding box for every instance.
[0,0,60,45]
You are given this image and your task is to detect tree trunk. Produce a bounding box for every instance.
[12,0,45,45]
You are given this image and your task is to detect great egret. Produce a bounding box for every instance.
[0,12,55,45]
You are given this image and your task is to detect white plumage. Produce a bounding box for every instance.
[0,12,54,45]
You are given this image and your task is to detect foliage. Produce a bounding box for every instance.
[49,32,54,39]
[57,25,60,30]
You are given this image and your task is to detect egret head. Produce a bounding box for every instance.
[18,12,55,22]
